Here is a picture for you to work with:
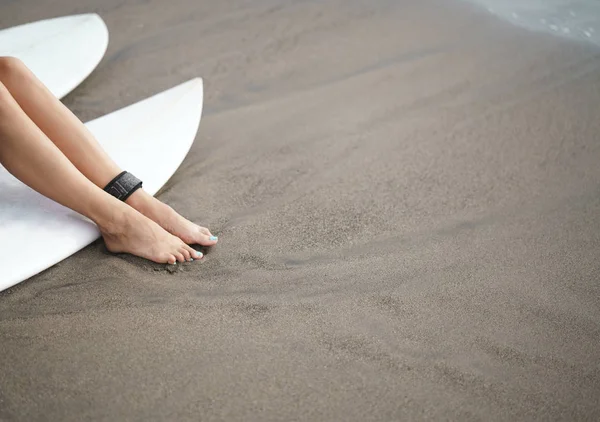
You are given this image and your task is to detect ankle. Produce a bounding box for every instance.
[126,189,170,218]
[92,201,130,236]
[125,189,153,213]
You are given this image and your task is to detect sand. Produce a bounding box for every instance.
[1,0,600,420]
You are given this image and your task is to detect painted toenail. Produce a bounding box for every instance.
[210,236,218,241]
[194,250,203,258]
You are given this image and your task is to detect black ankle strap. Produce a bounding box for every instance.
[104,171,143,201]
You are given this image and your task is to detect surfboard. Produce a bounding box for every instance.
[0,78,204,292]
[0,14,109,99]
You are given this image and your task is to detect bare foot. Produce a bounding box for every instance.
[126,190,218,247]
[98,205,203,264]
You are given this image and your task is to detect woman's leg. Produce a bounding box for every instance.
[0,80,200,264]
[0,56,218,246]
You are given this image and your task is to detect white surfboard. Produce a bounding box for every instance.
[0,78,204,292]
[0,14,109,99]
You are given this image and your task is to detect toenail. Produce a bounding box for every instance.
[210,236,218,241]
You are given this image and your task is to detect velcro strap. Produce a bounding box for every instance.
[103,171,143,201]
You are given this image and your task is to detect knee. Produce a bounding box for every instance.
[0,81,10,109]
[0,56,27,80]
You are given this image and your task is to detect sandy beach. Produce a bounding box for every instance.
[1,0,599,420]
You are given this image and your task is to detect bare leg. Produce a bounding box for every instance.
[0,81,200,264]
[0,56,218,247]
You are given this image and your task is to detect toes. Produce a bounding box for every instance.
[180,248,192,262]
[185,245,203,260]
[196,232,218,246]
[199,227,219,242]
[154,252,176,264]
[174,251,185,262]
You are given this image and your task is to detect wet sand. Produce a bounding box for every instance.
[1,0,600,420]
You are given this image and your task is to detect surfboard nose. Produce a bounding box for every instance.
[0,13,110,99]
